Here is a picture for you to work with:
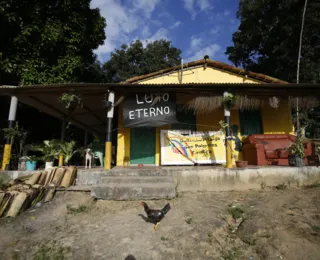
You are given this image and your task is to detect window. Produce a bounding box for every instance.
[239,110,263,136]
[172,105,197,131]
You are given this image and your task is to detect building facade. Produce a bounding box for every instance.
[116,60,294,167]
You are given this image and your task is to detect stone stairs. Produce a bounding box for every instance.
[90,175,176,201]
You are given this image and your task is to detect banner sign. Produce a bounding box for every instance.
[123,92,177,128]
[160,130,226,165]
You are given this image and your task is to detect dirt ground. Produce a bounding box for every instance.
[0,186,319,260]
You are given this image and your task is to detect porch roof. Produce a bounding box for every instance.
[0,82,319,135]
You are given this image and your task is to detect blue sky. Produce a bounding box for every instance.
[91,0,239,65]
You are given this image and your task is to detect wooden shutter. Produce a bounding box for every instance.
[239,110,263,135]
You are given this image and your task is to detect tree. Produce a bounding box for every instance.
[225,0,320,84]
[103,39,182,82]
[0,0,106,85]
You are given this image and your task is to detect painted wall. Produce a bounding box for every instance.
[117,66,293,166]
[137,66,261,84]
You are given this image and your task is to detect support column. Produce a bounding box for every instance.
[223,92,233,169]
[1,96,18,171]
[59,116,67,166]
[105,91,115,170]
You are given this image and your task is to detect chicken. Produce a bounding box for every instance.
[140,202,171,231]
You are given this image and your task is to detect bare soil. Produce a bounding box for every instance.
[0,187,319,260]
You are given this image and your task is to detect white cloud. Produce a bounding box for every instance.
[141,28,169,47]
[182,0,197,20]
[210,26,220,34]
[224,9,231,16]
[198,0,211,11]
[190,36,202,49]
[170,21,182,29]
[90,0,161,60]
[182,0,213,20]
[186,43,221,62]
[142,25,151,37]
[132,0,161,18]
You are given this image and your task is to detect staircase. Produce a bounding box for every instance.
[90,175,176,201]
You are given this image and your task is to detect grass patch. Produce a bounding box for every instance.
[274,183,287,190]
[207,232,213,244]
[161,236,169,241]
[302,182,320,189]
[0,175,10,190]
[229,206,244,220]
[311,225,320,232]
[66,204,89,215]
[221,247,243,260]
[33,242,71,260]
[242,234,256,245]
[185,217,193,224]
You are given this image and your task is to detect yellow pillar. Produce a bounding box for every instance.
[1,144,12,171]
[226,139,233,168]
[104,142,112,170]
[58,155,64,166]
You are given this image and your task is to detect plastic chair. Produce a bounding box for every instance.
[92,141,104,167]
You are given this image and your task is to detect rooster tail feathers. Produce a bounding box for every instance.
[161,203,171,215]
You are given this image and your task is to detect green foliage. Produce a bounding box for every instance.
[58,93,83,110]
[30,140,60,162]
[222,93,237,110]
[26,155,39,162]
[0,175,10,190]
[66,204,89,215]
[226,0,320,83]
[0,0,106,85]
[103,39,182,82]
[57,140,77,164]
[2,123,27,142]
[2,122,28,157]
[229,206,244,220]
[288,132,305,158]
[33,241,71,260]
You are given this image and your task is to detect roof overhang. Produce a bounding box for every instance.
[0,83,319,134]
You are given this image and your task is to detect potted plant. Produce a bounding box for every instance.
[58,93,83,112]
[30,140,59,169]
[288,133,305,167]
[219,120,243,167]
[26,155,38,171]
[57,140,77,166]
[221,93,238,110]
[235,160,248,168]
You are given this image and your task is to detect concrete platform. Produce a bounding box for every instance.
[91,175,176,200]
[2,165,320,194]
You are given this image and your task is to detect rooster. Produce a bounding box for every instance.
[140,202,171,231]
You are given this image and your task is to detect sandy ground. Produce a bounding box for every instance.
[0,187,319,260]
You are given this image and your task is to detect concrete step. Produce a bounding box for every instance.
[90,182,176,200]
[99,176,174,184]
[109,167,170,176]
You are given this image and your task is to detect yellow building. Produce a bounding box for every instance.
[116,59,293,167]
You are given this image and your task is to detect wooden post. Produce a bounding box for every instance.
[1,96,18,171]
[105,91,115,170]
[223,92,233,169]
[59,116,67,166]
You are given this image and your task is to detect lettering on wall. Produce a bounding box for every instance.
[123,93,178,128]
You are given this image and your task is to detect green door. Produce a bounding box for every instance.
[130,128,156,165]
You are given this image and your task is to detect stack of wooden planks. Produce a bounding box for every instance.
[0,166,77,218]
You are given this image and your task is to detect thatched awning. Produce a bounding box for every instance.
[184,94,319,114]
